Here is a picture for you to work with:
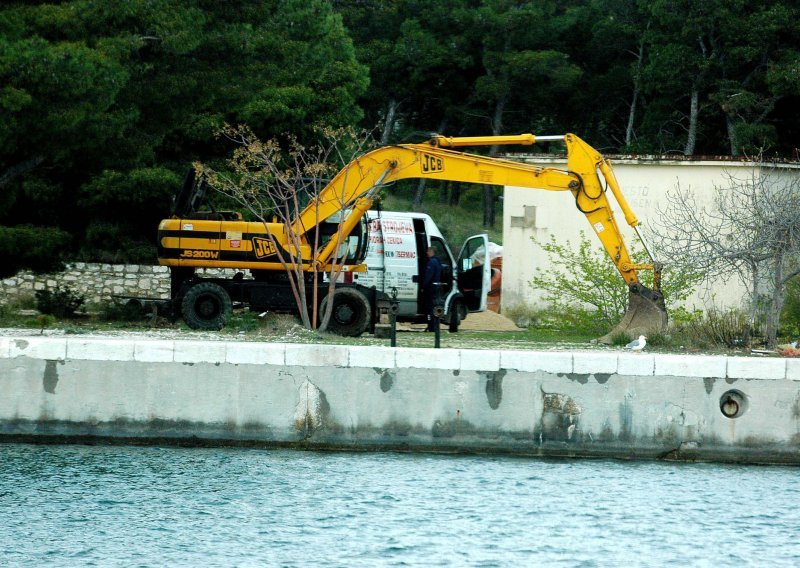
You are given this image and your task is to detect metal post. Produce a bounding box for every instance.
[389,311,397,347]
[389,288,398,347]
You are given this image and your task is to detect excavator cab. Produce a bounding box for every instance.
[172,168,241,221]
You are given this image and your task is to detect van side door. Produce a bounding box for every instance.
[456,234,491,312]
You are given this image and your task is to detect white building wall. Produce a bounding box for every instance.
[501,157,798,313]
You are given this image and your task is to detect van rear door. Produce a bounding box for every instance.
[456,234,491,312]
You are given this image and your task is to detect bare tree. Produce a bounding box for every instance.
[197,125,376,332]
[653,158,800,346]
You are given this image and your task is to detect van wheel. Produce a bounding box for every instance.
[320,288,371,337]
[448,301,463,332]
[181,282,232,330]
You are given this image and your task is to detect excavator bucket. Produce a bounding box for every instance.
[597,283,668,344]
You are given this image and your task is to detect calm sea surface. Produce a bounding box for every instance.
[0,443,798,567]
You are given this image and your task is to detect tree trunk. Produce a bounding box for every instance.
[744,263,759,348]
[449,182,461,206]
[0,156,45,189]
[684,87,699,155]
[625,42,645,148]
[483,185,495,228]
[625,87,639,149]
[412,178,426,211]
[765,249,786,348]
[380,99,398,146]
[726,114,739,156]
[484,97,506,228]
[412,117,447,210]
[439,181,450,203]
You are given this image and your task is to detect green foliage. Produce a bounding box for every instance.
[530,231,704,327]
[1,0,799,273]
[678,308,751,349]
[81,223,157,264]
[642,330,674,348]
[609,331,633,346]
[1,0,368,267]
[502,302,609,336]
[530,232,628,326]
[227,311,263,333]
[7,292,36,311]
[780,277,800,338]
[35,286,85,318]
[0,225,69,278]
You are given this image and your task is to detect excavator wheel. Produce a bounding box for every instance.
[320,287,371,337]
[181,282,232,331]
[597,284,668,344]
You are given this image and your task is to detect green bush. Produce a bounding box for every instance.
[643,330,675,348]
[503,303,608,335]
[35,286,85,318]
[6,292,36,311]
[781,277,800,338]
[609,331,632,346]
[0,225,70,279]
[678,308,751,348]
[530,231,704,327]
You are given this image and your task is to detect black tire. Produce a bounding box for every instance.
[181,282,232,330]
[448,300,462,333]
[320,287,371,337]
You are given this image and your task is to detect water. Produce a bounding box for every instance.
[1,444,798,567]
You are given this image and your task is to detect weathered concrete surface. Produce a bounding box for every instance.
[1,336,799,464]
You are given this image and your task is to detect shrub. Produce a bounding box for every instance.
[35,286,86,318]
[679,308,750,348]
[530,231,704,327]
[0,225,70,279]
[609,331,632,346]
[98,300,148,322]
[780,277,800,339]
[5,292,37,311]
[503,303,608,335]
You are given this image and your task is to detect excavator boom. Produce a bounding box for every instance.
[292,132,666,340]
[159,132,668,340]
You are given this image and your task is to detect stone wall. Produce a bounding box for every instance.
[0,263,171,306]
[1,264,241,306]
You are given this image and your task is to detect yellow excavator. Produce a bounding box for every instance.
[158,133,667,339]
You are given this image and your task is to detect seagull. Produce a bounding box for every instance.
[625,335,647,352]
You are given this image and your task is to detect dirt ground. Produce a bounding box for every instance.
[399,310,521,332]
[459,310,521,331]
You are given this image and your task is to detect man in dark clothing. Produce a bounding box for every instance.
[423,246,442,331]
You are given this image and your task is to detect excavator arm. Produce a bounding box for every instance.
[159,132,667,340]
[297,133,666,340]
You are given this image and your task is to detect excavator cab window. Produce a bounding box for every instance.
[317,212,369,266]
[173,168,241,221]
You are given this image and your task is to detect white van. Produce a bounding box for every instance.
[349,210,491,331]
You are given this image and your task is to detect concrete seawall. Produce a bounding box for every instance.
[2,336,799,464]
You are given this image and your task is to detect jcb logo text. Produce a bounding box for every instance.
[252,237,277,259]
[421,153,444,174]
